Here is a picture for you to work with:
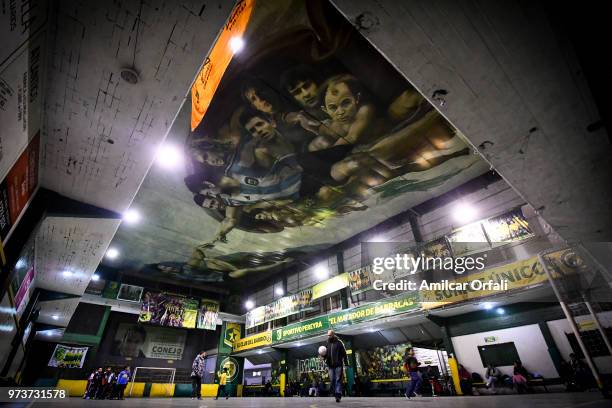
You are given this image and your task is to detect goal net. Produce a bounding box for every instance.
[130,367,176,397]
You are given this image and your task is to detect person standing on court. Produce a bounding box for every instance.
[215,367,230,400]
[322,329,348,403]
[115,366,131,400]
[191,351,207,400]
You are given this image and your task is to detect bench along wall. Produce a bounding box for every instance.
[451,323,558,380]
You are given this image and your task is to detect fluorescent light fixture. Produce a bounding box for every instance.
[245,300,255,310]
[482,302,494,310]
[52,315,59,320]
[314,264,328,280]
[452,202,478,224]
[62,270,73,277]
[91,274,100,281]
[369,235,385,242]
[496,307,505,315]
[123,209,141,224]
[155,143,183,170]
[229,36,245,53]
[106,247,119,260]
[275,287,284,296]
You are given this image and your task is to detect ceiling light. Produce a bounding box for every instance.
[482,302,494,310]
[155,143,184,169]
[453,202,478,224]
[496,308,505,315]
[314,264,328,280]
[91,274,100,281]
[275,287,284,296]
[15,259,26,269]
[229,36,245,54]
[106,247,119,260]
[120,68,139,84]
[62,270,73,277]
[123,209,141,224]
[52,315,59,320]
[245,300,255,310]
[369,235,385,242]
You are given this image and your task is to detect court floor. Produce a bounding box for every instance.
[8,392,609,408]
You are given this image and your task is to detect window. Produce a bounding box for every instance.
[477,342,520,367]
[566,328,612,358]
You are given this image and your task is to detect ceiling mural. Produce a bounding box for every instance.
[108,0,488,288]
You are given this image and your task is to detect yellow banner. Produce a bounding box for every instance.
[232,331,272,353]
[191,0,255,130]
[421,249,580,309]
[223,322,242,349]
[312,273,349,300]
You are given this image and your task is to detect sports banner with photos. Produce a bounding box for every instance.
[48,344,88,368]
[197,299,220,330]
[139,291,199,329]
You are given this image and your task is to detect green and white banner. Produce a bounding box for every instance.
[272,292,419,344]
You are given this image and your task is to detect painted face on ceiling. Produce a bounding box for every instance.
[323,82,359,123]
[202,150,225,167]
[244,87,275,114]
[245,116,276,142]
[289,80,319,109]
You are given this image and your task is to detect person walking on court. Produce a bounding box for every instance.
[404,348,422,399]
[191,351,207,400]
[215,367,230,400]
[321,329,348,403]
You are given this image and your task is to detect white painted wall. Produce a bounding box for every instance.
[547,311,612,374]
[451,324,559,379]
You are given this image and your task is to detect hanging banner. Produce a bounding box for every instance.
[219,321,242,354]
[312,273,349,300]
[116,284,144,302]
[327,293,419,328]
[245,287,313,329]
[273,315,329,344]
[102,281,120,299]
[48,344,88,368]
[483,208,533,244]
[420,248,582,309]
[420,237,452,259]
[197,299,220,330]
[272,291,420,345]
[139,292,199,329]
[191,0,255,130]
[13,266,34,311]
[232,330,272,353]
[0,133,40,242]
[245,305,266,329]
[348,265,372,295]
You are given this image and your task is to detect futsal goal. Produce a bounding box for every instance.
[129,367,176,397]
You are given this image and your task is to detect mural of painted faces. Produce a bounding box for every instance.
[180,0,483,281]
